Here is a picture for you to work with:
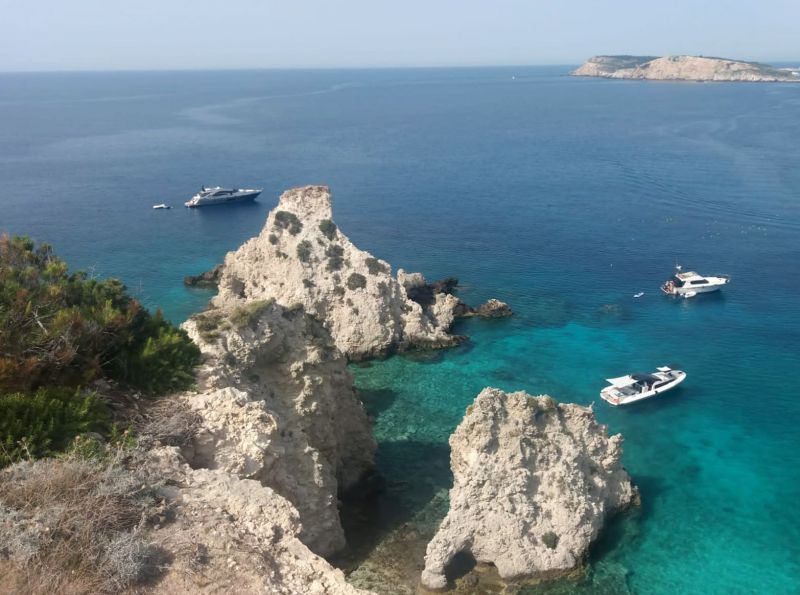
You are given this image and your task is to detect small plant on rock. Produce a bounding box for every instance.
[365,257,388,275]
[347,272,367,290]
[325,244,345,271]
[273,211,303,235]
[319,219,337,240]
[296,240,313,263]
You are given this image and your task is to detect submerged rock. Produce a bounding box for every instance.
[213,185,468,360]
[463,298,513,318]
[421,388,638,590]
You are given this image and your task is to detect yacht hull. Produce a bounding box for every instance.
[185,191,260,208]
[600,370,686,406]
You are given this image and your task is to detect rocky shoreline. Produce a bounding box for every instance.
[1,185,636,594]
[165,185,634,593]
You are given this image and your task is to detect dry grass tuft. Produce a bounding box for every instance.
[136,397,201,448]
[0,454,163,594]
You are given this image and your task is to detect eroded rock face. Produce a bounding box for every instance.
[143,447,374,595]
[213,186,464,360]
[421,388,638,590]
[181,300,376,557]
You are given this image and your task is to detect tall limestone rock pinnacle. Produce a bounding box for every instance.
[182,299,376,558]
[421,388,639,590]
[213,185,463,360]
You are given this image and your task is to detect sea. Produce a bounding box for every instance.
[1,66,799,594]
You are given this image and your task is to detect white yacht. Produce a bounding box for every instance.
[185,186,262,208]
[601,366,686,406]
[152,203,171,210]
[661,266,729,298]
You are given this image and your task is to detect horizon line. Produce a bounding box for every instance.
[2,56,800,76]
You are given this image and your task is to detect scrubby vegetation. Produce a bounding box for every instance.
[230,299,274,330]
[365,256,388,275]
[273,210,303,235]
[296,240,312,263]
[318,219,337,240]
[0,452,163,593]
[0,235,200,466]
[346,272,367,290]
[325,244,345,271]
[0,388,108,467]
[542,531,559,550]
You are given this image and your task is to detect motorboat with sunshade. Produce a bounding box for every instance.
[185,186,262,208]
[600,366,686,406]
[661,266,729,298]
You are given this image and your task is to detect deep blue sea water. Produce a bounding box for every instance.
[2,67,799,593]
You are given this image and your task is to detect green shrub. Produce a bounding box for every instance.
[296,240,313,263]
[268,233,279,245]
[347,273,367,290]
[319,219,337,240]
[0,235,199,396]
[542,531,559,550]
[365,257,388,275]
[230,299,274,330]
[273,211,302,235]
[0,388,109,467]
[325,244,344,271]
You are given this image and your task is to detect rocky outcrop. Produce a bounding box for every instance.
[143,446,374,595]
[212,186,467,360]
[572,55,800,82]
[461,298,513,318]
[421,388,638,590]
[181,299,376,557]
[184,264,224,288]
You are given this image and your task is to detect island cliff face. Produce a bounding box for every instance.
[421,388,638,590]
[213,185,464,360]
[572,55,800,82]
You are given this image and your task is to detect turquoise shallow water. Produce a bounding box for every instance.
[2,67,799,593]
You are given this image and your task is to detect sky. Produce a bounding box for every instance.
[2,0,799,72]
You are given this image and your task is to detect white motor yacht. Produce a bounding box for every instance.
[661,266,729,298]
[152,203,171,210]
[600,366,686,406]
[185,186,262,208]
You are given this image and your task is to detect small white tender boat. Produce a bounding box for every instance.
[600,366,686,406]
[152,203,171,210]
[661,266,729,298]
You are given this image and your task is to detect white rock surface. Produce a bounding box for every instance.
[421,388,638,589]
[181,299,376,557]
[572,55,800,82]
[213,185,463,360]
[143,447,373,595]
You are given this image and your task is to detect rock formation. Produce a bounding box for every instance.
[143,446,374,595]
[181,299,376,558]
[572,55,800,82]
[212,185,468,360]
[421,388,638,590]
[184,263,224,288]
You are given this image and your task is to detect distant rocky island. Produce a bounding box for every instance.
[572,55,800,82]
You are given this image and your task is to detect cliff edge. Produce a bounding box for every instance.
[572,55,800,82]
[421,388,638,590]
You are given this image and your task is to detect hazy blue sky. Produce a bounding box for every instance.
[2,0,799,71]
